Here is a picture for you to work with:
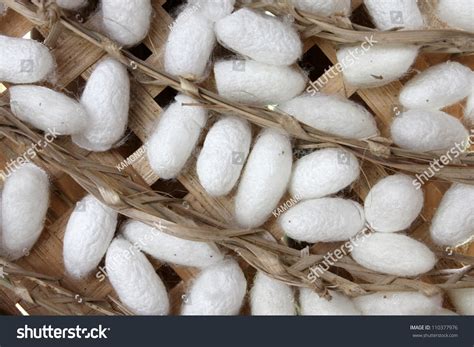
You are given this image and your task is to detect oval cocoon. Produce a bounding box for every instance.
[437,0,474,33]
[300,289,361,315]
[353,292,443,315]
[164,7,216,80]
[250,272,296,315]
[364,0,424,30]
[291,0,351,16]
[351,233,436,276]
[105,238,169,315]
[290,148,360,200]
[196,116,251,197]
[399,62,472,110]
[72,58,130,151]
[10,85,87,135]
[102,0,152,46]
[234,129,292,228]
[280,198,365,243]
[56,0,87,10]
[63,195,117,279]
[121,219,223,268]
[147,94,208,179]
[214,59,307,105]
[188,0,235,22]
[280,93,378,139]
[336,44,419,88]
[182,259,247,315]
[215,8,302,66]
[391,109,469,152]
[0,35,55,84]
[465,85,474,125]
[430,183,474,247]
[364,174,424,233]
[448,288,474,315]
[1,164,49,260]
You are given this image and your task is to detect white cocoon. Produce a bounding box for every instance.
[147,94,207,179]
[351,233,436,276]
[105,238,169,315]
[391,109,469,152]
[291,0,351,16]
[121,219,223,268]
[437,0,474,33]
[300,289,361,315]
[280,198,365,243]
[336,44,419,88]
[215,8,302,66]
[72,58,130,151]
[290,148,360,200]
[250,272,296,316]
[63,195,117,279]
[188,0,235,22]
[56,0,87,10]
[164,7,216,80]
[0,35,55,84]
[399,62,473,110]
[364,0,424,31]
[430,183,474,247]
[182,259,247,315]
[353,292,443,315]
[465,85,474,125]
[364,174,424,233]
[234,129,292,228]
[214,59,307,105]
[102,0,152,46]
[279,93,378,139]
[1,164,49,260]
[196,116,251,197]
[10,85,87,135]
[448,288,474,315]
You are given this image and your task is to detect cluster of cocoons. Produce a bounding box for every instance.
[436,0,474,33]
[291,0,351,17]
[0,164,49,260]
[63,195,117,279]
[250,272,296,315]
[0,35,55,84]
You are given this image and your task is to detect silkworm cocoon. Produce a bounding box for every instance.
[164,7,215,80]
[72,58,130,151]
[102,0,152,46]
[399,62,473,110]
[280,198,365,243]
[437,0,474,33]
[336,44,419,88]
[279,93,378,139]
[353,292,443,315]
[56,0,87,10]
[215,8,302,66]
[0,35,55,84]
[300,289,361,315]
[63,195,117,279]
[214,59,307,105]
[188,0,235,22]
[391,109,469,152]
[10,85,87,135]
[291,0,351,17]
[465,86,474,125]
[105,238,169,315]
[351,233,436,276]
[364,0,424,31]
[234,129,292,228]
[430,183,474,247]
[196,116,251,197]
[250,272,296,316]
[290,148,360,200]
[448,288,474,315]
[182,259,247,315]
[147,94,207,179]
[121,220,223,268]
[364,174,424,233]
[1,164,49,260]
